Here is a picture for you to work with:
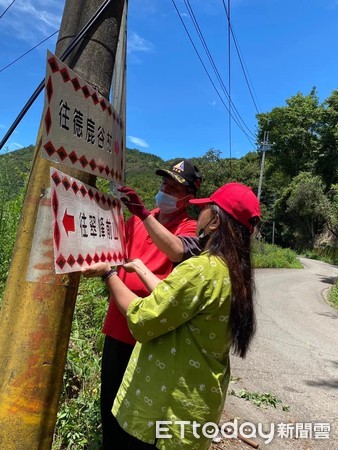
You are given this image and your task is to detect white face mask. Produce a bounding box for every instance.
[155,191,179,214]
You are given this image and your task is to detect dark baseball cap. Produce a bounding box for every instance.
[156,159,202,190]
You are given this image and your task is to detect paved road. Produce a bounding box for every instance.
[222,258,338,450]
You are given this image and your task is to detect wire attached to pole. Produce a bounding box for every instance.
[0,0,113,152]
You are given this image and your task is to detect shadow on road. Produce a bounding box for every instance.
[316,311,338,319]
[304,378,338,389]
[318,275,338,285]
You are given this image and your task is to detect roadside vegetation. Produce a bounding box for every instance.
[52,277,106,450]
[328,283,338,308]
[252,242,302,269]
[229,388,290,412]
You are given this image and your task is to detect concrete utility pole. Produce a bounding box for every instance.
[0,1,125,449]
[257,131,272,201]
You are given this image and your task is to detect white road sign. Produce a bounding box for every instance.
[42,51,125,183]
[51,168,126,274]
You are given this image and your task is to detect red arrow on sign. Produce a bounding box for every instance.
[62,209,75,236]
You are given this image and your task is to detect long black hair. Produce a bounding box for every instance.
[207,204,258,358]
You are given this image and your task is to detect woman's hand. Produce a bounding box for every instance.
[123,259,161,292]
[81,262,111,278]
[123,258,145,273]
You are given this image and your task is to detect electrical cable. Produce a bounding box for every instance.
[227,0,232,169]
[172,0,255,145]
[0,0,16,20]
[184,0,255,140]
[221,0,261,115]
[0,0,114,151]
[0,30,59,74]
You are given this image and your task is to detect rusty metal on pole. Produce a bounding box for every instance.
[0,1,126,449]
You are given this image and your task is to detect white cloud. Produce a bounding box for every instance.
[127,136,149,148]
[0,0,62,42]
[5,142,24,151]
[127,32,154,54]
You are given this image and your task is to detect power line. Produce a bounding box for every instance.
[0,0,114,151]
[0,30,59,74]
[221,0,261,115]
[227,0,232,167]
[0,0,16,20]
[184,0,256,141]
[171,0,256,146]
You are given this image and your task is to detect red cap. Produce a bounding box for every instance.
[189,182,260,232]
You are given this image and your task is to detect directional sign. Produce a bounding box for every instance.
[42,51,125,183]
[51,168,126,274]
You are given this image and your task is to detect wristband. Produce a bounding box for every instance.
[101,267,117,282]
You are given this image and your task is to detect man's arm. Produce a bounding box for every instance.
[142,215,184,262]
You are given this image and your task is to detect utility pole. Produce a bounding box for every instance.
[271,194,277,245]
[257,131,272,201]
[0,1,125,449]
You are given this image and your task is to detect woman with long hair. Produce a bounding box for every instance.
[82,182,260,450]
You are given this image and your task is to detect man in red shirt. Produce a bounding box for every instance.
[101,159,202,449]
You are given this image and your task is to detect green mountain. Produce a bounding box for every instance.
[0,145,168,205]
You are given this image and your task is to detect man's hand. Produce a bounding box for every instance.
[118,186,151,221]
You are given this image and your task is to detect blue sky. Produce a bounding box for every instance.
[1,0,338,161]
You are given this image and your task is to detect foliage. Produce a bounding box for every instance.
[0,146,33,198]
[328,282,338,309]
[52,278,108,450]
[229,388,290,411]
[252,241,302,269]
[255,89,338,249]
[257,89,323,179]
[0,175,26,289]
[325,184,338,237]
[193,148,231,197]
[318,90,338,187]
[274,172,330,250]
[301,247,338,266]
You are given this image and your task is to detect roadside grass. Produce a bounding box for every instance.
[252,241,302,269]
[228,377,290,412]
[229,388,290,412]
[301,248,338,265]
[328,282,338,309]
[300,248,338,310]
[52,278,108,450]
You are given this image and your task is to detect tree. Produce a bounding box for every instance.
[326,184,338,237]
[275,172,329,249]
[317,90,338,187]
[257,89,322,180]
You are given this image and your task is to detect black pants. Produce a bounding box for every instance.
[100,335,157,450]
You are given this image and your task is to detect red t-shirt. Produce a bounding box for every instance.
[102,209,197,344]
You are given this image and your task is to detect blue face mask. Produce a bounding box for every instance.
[155,191,179,214]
